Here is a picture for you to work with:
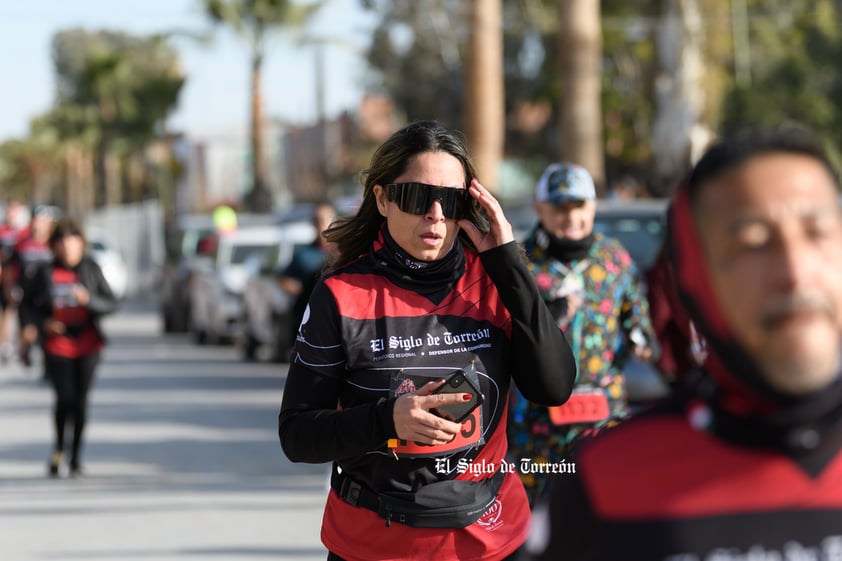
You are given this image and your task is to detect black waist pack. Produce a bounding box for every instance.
[62,323,90,338]
[332,468,504,529]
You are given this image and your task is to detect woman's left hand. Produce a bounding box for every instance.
[457,178,515,252]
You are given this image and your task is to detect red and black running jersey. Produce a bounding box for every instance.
[43,266,104,358]
[530,404,842,561]
[304,246,527,559]
[280,240,576,561]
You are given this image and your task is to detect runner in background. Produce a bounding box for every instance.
[19,218,117,477]
[0,199,30,363]
[4,205,59,368]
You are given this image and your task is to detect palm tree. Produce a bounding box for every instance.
[204,0,324,212]
[31,105,98,216]
[651,0,709,195]
[51,29,184,208]
[557,0,604,191]
[465,0,504,193]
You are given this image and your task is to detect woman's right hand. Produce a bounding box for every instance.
[457,178,515,252]
[393,380,470,445]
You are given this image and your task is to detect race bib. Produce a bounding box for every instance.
[392,408,482,457]
[390,369,484,458]
[547,390,610,425]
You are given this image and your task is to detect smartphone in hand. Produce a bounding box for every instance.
[431,368,484,423]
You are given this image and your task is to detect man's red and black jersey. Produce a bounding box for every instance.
[531,403,842,561]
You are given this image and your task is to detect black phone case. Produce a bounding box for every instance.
[431,370,484,423]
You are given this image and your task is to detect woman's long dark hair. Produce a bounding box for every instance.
[48,217,86,248]
[323,120,489,271]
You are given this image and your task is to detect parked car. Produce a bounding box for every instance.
[239,220,319,361]
[189,223,315,345]
[86,227,129,300]
[159,213,277,333]
[592,198,669,272]
[159,214,215,333]
[504,197,668,271]
[238,201,359,362]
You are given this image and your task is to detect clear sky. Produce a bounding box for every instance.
[0,0,376,141]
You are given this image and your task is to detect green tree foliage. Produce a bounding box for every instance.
[51,28,184,206]
[359,0,560,185]
[204,0,324,212]
[361,0,842,191]
[0,118,68,205]
[0,140,41,200]
[359,0,670,184]
[54,30,183,140]
[360,1,467,127]
[599,1,660,175]
[721,0,842,168]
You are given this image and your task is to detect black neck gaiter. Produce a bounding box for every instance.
[371,224,466,291]
[533,225,594,262]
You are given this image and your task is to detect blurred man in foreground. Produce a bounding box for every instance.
[528,126,842,559]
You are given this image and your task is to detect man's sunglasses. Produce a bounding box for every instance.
[384,182,470,219]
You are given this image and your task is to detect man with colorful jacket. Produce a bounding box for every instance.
[507,163,656,505]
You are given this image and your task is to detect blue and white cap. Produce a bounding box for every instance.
[535,163,596,204]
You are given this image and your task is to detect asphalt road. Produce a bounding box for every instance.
[0,297,330,561]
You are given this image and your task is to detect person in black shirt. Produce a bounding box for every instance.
[6,205,58,369]
[276,202,336,358]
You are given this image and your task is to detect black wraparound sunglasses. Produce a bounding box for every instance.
[384,182,469,219]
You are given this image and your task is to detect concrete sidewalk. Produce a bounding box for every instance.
[0,300,330,560]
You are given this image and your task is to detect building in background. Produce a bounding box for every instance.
[173,94,397,214]
[180,122,289,213]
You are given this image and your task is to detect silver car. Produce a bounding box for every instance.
[189,222,316,345]
[86,227,129,301]
[239,221,319,361]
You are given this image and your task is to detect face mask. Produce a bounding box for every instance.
[385,182,468,219]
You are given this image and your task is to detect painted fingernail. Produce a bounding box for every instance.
[462,393,472,401]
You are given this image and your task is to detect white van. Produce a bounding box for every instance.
[188,222,315,344]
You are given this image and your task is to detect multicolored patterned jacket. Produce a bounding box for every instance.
[508,229,655,503]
